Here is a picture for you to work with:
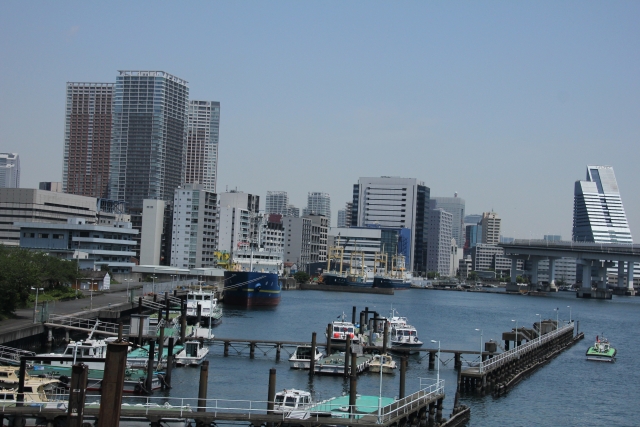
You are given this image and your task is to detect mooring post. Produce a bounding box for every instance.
[454,352,461,369]
[359,312,365,334]
[165,292,170,319]
[326,323,333,355]
[352,306,356,324]
[196,304,202,326]
[180,302,187,345]
[138,297,143,314]
[349,350,358,417]
[97,339,128,427]
[310,332,317,375]
[454,367,462,409]
[158,307,163,323]
[157,327,165,369]
[165,337,174,389]
[66,363,89,427]
[137,316,145,347]
[383,320,389,353]
[250,342,256,359]
[197,361,209,412]
[399,356,407,399]
[146,340,155,393]
[276,343,281,362]
[267,368,277,415]
[224,341,230,356]
[364,306,369,325]
[14,356,27,426]
[436,398,443,423]
[429,351,435,369]
[65,330,70,343]
[344,334,351,377]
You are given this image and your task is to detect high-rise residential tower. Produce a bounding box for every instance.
[109,71,189,211]
[0,153,20,188]
[573,165,632,244]
[480,211,501,245]
[352,176,430,274]
[426,207,453,276]
[265,191,289,216]
[184,101,220,192]
[432,194,465,248]
[63,83,114,198]
[303,192,331,224]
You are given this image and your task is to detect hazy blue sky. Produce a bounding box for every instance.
[1,2,639,239]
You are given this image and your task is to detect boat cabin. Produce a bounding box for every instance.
[274,389,313,413]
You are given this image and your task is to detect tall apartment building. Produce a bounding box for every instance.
[306,214,328,264]
[217,191,260,252]
[265,191,289,215]
[426,208,453,276]
[432,194,465,248]
[109,71,189,212]
[573,165,632,244]
[63,83,114,198]
[184,101,220,192]
[287,205,300,218]
[303,192,331,225]
[337,210,347,228]
[352,177,430,274]
[0,153,20,188]
[480,211,501,245]
[140,199,166,265]
[0,188,97,246]
[170,184,218,269]
[283,217,311,270]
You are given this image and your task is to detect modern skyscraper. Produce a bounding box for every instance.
[480,211,501,245]
[426,208,453,276]
[352,176,430,274]
[337,209,347,228]
[287,205,300,218]
[184,101,220,192]
[573,165,632,244]
[265,191,289,215]
[63,83,114,198]
[303,192,331,224]
[432,194,465,248]
[0,153,20,188]
[109,71,189,211]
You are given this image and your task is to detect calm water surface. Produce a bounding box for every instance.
[161,289,638,427]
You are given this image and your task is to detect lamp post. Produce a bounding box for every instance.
[31,287,44,324]
[536,313,542,342]
[151,275,157,295]
[124,279,132,302]
[474,328,483,374]
[511,319,517,351]
[430,340,441,385]
[90,281,96,310]
[378,353,385,423]
[567,305,572,324]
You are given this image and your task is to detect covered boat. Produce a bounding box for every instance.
[175,340,209,366]
[369,353,397,374]
[223,271,281,307]
[274,389,314,415]
[586,335,616,362]
[289,345,323,369]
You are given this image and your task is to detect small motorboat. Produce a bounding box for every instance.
[175,340,209,366]
[369,353,397,374]
[388,310,423,353]
[586,335,616,362]
[289,345,323,369]
[326,312,361,349]
[274,389,314,415]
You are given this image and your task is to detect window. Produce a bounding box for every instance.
[53,234,64,239]
[38,233,49,239]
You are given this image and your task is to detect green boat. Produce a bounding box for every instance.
[586,335,616,362]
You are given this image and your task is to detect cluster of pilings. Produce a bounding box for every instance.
[459,323,583,396]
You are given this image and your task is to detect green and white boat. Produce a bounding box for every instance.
[586,335,616,362]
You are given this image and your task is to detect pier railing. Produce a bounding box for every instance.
[6,381,445,424]
[0,345,35,366]
[480,322,574,373]
[46,315,131,337]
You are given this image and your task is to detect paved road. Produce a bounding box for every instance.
[0,284,143,337]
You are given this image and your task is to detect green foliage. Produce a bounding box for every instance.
[0,246,80,317]
[293,271,310,284]
[467,271,479,281]
[426,271,440,279]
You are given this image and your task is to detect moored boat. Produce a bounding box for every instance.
[326,312,362,348]
[369,353,397,374]
[274,389,315,414]
[223,271,281,307]
[373,255,412,290]
[289,345,323,369]
[388,310,423,353]
[586,335,616,362]
[186,287,222,327]
[175,340,209,366]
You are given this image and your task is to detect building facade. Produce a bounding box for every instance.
[0,153,20,188]
[337,209,347,228]
[306,214,328,264]
[63,83,114,198]
[573,165,632,244]
[39,182,63,192]
[170,184,218,269]
[352,177,430,274]
[184,101,220,192]
[140,199,165,265]
[303,192,331,225]
[426,208,453,276]
[283,217,311,270]
[432,194,465,248]
[109,71,189,211]
[265,191,289,216]
[480,212,501,245]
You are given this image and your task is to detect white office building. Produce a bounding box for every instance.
[140,199,166,266]
[265,191,289,216]
[432,194,465,248]
[184,101,220,192]
[284,217,312,270]
[426,208,453,277]
[303,192,331,225]
[0,153,20,188]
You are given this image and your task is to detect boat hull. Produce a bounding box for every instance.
[223,271,281,307]
[322,273,373,288]
[586,347,616,362]
[373,276,411,289]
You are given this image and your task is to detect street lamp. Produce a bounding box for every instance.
[567,305,572,324]
[31,287,44,324]
[430,340,441,385]
[124,279,132,302]
[90,281,97,310]
[151,275,158,295]
[536,313,542,342]
[474,329,483,374]
[511,319,517,351]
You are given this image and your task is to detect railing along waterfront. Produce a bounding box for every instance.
[479,322,574,373]
[46,314,131,336]
[2,380,445,424]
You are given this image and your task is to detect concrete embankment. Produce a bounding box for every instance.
[300,283,394,294]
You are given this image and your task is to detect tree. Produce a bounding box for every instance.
[293,271,310,284]
[467,271,479,281]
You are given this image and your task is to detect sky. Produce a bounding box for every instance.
[1,1,639,240]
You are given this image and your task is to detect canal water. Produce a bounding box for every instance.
[158,289,639,427]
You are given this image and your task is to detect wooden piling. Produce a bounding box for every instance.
[352,306,357,324]
[383,320,389,353]
[326,323,333,355]
[359,312,365,333]
[157,328,165,369]
[146,340,155,393]
[158,307,163,323]
[165,292,170,320]
[344,334,351,377]
[137,315,145,347]
[224,341,230,356]
[267,368,276,415]
[197,361,209,412]
[250,342,256,358]
[138,297,143,314]
[180,303,187,345]
[165,338,174,389]
[454,352,461,369]
[97,340,128,427]
[428,352,435,369]
[399,356,407,399]
[310,332,317,375]
[197,304,202,325]
[276,343,281,361]
[66,363,89,427]
[349,350,357,417]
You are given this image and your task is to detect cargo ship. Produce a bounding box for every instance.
[223,271,281,307]
[373,255,412,290]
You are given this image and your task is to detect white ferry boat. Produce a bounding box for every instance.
[388,309,423,353]
[326,312,362,349]
[289,345,323,369]
[274,389,315,415]
[175,340,209,366]
[186,288,222,327]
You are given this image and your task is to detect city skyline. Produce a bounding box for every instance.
[1,2,639,240]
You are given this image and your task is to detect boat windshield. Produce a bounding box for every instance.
[275,395,284,403]
[285,396,297,407]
